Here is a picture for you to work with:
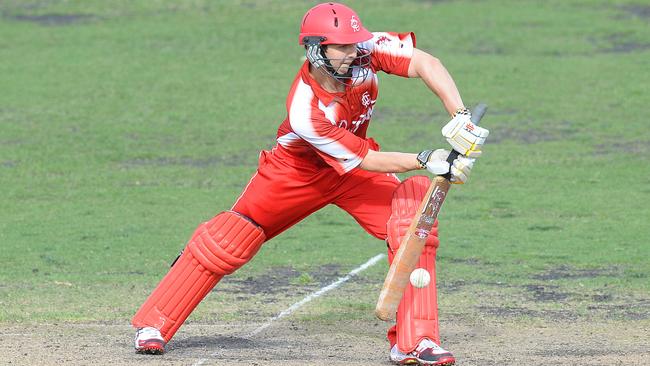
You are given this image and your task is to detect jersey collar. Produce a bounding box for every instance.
[300,61,345,106]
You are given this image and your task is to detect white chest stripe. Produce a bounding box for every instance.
[318,100,337,126]
[288,80,364,172]
[277,132,301,147]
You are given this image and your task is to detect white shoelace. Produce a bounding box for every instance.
[137,327,163,340]
[416,338,446,354]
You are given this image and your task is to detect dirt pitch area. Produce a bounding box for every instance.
[1,317,648,365]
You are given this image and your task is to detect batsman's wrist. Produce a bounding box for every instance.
[416,150,433,169]
[453,106,471,117]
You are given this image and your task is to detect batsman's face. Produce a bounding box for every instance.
[325,43,358,74]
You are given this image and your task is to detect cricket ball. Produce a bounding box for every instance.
[409,268,430,288]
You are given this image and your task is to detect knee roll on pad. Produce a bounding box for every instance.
[132,211,266,342]
[188,212,266,275]
[385,176,441,353]
[387,175,439,262]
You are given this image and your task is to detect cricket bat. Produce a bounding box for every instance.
[375,104,488,321]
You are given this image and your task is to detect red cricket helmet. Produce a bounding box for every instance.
[299,2,373,45]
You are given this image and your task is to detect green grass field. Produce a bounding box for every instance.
[1,0,649,363]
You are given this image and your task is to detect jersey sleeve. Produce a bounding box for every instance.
[289,98,369,175]
[360,32,416,77]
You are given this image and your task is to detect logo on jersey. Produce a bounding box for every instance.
[351,106,373,133]
[375,35,391,46]
[361,92,371,108]
[350,16,360,32]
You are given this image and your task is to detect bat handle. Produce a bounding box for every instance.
[442,103,487,180]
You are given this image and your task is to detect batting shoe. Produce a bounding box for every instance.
[389,338,455,365]
[134,327,166,355]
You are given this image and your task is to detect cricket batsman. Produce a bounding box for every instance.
[132,3,488,365]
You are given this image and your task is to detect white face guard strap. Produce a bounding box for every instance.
[306,44,326,69]
[303,36,327,69]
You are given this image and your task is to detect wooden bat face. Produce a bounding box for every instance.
[415,182,449,239]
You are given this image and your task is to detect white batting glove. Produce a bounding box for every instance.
[449,153,474,184]
[441,113,489,158]
[417,149,474,184]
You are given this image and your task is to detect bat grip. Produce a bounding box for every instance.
[442,103,487,180]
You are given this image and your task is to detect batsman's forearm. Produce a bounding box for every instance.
[359,150,421,173]
[411,49,464,116]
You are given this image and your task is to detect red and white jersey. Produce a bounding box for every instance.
[276,32,416,175]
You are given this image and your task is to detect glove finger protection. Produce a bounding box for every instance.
[441,113,489,158]
[419,149,474,184]
[450,154,474,184]
[424,148,451,175]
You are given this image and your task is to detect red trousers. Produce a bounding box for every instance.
[232,145,400,241]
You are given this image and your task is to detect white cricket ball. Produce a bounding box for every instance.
[409,268,431,288]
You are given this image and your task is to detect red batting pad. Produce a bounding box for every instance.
[386,176,441,353]
[132,211,265,342]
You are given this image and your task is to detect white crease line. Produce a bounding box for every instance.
[192,253,385,366]
[245,253,385,338]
